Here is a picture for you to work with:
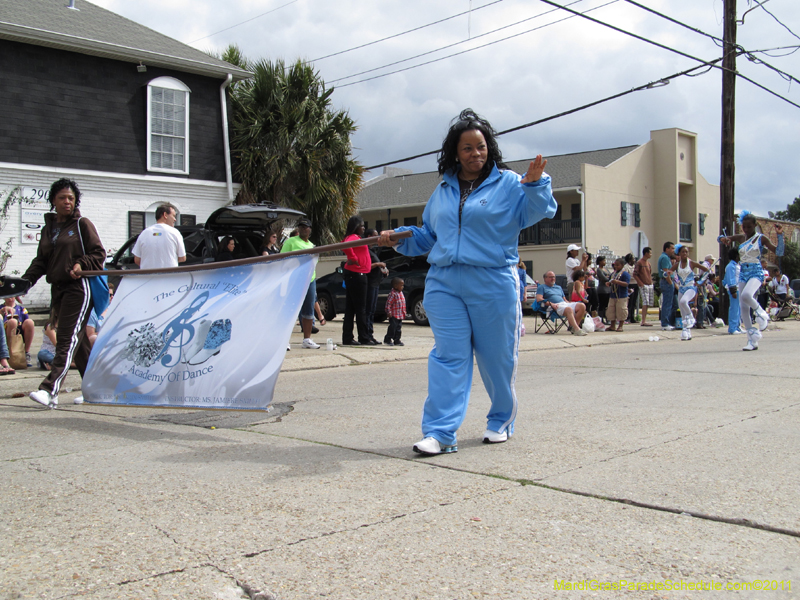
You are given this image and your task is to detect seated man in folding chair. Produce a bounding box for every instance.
[535,271,587,336]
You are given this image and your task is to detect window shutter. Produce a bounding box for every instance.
[699,213,706,235]
[128,211,146,238]
[180,214,196,227]
[404,217,418,227]
[621,202,628,226]
[375,220,383,231]
[634,203,641,227]
[390,219,398,229]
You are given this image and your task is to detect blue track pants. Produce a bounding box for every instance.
[726,287,741,333]
[421,263,521,446]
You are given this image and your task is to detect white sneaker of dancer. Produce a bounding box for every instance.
[30,389,57,408]
[743,328,762,351]
[482,429,508,444]
[755,308,770,331]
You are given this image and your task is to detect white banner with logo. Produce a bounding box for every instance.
[82,255,316,410]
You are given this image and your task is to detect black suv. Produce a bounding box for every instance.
[316,253,430,326]
[105,203,305,285]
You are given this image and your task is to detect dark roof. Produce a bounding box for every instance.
[0,0,251,80]
[358,145,639,210]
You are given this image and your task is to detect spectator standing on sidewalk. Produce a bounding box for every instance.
[658,242,677,330]
[365,229,388,345]
[607,258,630,332]
[633,247,654,327]
[595,256,611,323]
[565,245,589,300]
[384,278,406,346]
[280,218,321,349]
[132,203,186,269]
[341,216,374,346]
[623,253,638,323]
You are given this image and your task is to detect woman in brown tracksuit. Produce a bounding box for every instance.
[24,179,105,408]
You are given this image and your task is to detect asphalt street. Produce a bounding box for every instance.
[1,317,798,599]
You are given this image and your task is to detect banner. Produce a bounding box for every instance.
[82,254,316,410]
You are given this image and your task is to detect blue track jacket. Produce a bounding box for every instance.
[393,164,557,266]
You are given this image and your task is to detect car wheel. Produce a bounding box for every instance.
[411,294,428,326]
[317,292,336,321]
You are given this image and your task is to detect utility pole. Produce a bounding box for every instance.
[719,0,737,322]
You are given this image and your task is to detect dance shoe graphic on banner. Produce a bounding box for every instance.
[81,255,316,410]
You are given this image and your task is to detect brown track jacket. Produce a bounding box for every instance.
[22,209,106,287]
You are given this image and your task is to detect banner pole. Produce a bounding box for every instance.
[80,231,413,277]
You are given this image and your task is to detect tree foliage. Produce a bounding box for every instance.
[772,196,800,222]
[780,241,800,282]
[222,46,363,246]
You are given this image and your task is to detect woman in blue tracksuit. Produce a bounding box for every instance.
[379,109,557,455]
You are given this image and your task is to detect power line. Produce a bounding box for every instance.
[749,0,800,42]
[364,58,722,171]
[744,52,800,87]
[309,0,505,63]
[329,0,586,83]
[335,0,617,88]
[187,0,298,45]
[621,0,723,45]
[537,0,800,109]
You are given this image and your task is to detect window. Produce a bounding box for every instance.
[375,220,383,232]
[571,203,580,220]
[699,213,706,235]
[554,204,562,221]
[621,202,640,227]
[180,214,196,227]
[390,219,398,229]
[404,217,418,226]
[792,229,800,245]
[147,77,190,174]
[128,211,145,238]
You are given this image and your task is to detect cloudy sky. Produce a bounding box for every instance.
[94,0,800,216]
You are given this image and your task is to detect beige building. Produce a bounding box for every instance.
[343,127,720,280]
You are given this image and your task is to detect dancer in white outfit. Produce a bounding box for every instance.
[670,245,708,341]
[719,212,784,351]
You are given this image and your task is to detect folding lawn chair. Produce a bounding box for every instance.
[531,299,568,334]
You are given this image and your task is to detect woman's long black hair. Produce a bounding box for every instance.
[345,215,364,238]
[437,108,507,177]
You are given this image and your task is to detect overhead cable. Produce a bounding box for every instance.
[336,0,617,88]
[187,0,298,44]
[364,58,723,170]
[329,0,585,83]
[309,0,505,63]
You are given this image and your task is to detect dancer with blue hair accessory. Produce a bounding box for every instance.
[378,108,557,455]
[671,245,708,341]
[719,213,784,350]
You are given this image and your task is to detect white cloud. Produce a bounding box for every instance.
[91,0,800,214]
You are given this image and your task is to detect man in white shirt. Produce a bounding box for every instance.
[565,244,589,299]
[132,203,186,269]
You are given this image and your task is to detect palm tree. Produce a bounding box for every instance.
[222,46,363,245]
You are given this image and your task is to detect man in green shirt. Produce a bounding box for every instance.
[280,219,319,349]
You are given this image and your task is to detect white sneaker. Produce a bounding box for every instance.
[730,330,743,335]
[680,329,692,341]
[73,395,84,405]
[412,437,457,455]
[572,328,588,336]
[755,309,770,331]
[302,338,320,349]
[662,325,675,331]
[743,328,761,351]
[286,344,291,351]
[30,389,57,408]
[482,429,508,444]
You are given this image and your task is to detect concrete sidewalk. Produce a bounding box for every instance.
[1,318,798,599]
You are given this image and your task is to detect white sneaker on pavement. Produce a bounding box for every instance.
[412,437,457,455]
[662,325,675,331]
[482,429,508,444]
[302,338,320,349]
[30,389,57,408]
[74,395,84,404]
[571,328,588,336]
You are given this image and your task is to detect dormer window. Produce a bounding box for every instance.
[146,77,190,174]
